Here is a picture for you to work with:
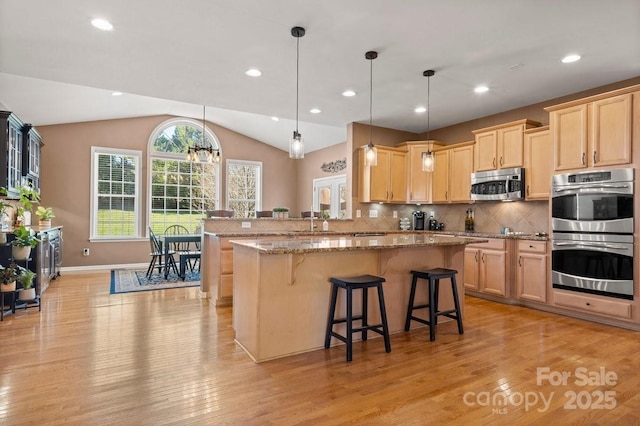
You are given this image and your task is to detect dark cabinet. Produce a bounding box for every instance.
[0,111,24,196]
[21,123,42,193]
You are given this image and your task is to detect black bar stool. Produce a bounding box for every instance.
[404,268,463,341]
[324,274,391,362]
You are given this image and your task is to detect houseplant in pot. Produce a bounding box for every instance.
[272,207,289,219]
[16,184,40,226]
[35,206,55,228]
[0,263,19,292]
[17,267,37,301]
[11,225,40,261]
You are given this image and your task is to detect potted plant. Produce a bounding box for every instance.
[11,225,40,260]
[17,267,37,301]
[16,184,40,226]
[0,263,19,292]
[272,207,289,219]
[35,206,55,228]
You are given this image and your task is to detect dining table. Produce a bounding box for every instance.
[157,233,202,279]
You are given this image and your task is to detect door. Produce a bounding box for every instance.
[591,94,632,167]
[474,131,497,171]
[481,249,507,296]
[552,104,588,170]
[432,150,449,202]
[449,144,474,202]
[464,248,479,290]
[498,124,524,169]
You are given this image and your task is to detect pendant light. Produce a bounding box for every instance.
[363,51,378,167]
[187,105,221,163]
[289,26,305,159]
[421,69,435,172]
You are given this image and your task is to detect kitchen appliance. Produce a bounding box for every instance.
[551,168,634,234]
[428,214,438,230]
[551,168,634,300]
[412,211,425,230]
[470,167,525,201]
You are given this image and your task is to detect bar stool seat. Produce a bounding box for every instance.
[324,274,391,362]
[404,267,463,341]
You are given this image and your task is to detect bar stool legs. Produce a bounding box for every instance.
[404,268,464,341]
[325,275,391,362]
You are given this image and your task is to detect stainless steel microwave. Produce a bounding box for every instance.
[470,168,525,201]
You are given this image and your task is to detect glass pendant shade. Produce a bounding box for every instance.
[187,105,221,163]
[421,151,434,172]
[290,130,304,159]
[364,142,377,166]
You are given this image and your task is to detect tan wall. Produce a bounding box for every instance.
[38,115,296,267]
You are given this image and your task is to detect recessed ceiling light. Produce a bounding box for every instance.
[310,108,321,114]
[271,116,279,122]
[414,106,426,113]
[474,85,489,94]
[342,90,356,97]
[561,54,581,64]
[111,91,122,96]
[245,68,262,77]
[91,18,114,31]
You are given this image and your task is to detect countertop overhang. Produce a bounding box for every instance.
[230,234,489,254]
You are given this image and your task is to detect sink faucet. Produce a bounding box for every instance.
[310,213,316,231]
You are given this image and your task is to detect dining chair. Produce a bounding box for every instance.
[256,210,273,218]
[164,225,201,279]
[146,228,178,278]
[207,210,234,218]
[301,211,320,218]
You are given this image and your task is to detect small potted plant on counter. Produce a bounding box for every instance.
[35,206,55,228]
[11,225,40,261]
[272,207,289,219]
[16,184,40,226]
[0,263,19,292]
[17,267,37,301]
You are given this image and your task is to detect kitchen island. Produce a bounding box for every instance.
[231,233,487,362]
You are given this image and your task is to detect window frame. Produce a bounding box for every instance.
[226,159,262,218]
[90,146,142,241]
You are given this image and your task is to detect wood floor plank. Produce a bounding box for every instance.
[1,271,639,425]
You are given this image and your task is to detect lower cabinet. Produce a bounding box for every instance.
[464,238,507,297]
[515,240,547,303]
[553,290,632,320]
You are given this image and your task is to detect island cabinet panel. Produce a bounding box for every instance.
[547,90,634,171]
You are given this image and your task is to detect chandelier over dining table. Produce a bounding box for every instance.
[186,105,221,163]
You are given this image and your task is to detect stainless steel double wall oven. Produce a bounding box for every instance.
[551,168,634,300]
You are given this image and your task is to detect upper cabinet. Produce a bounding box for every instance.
[358,145,407,203]
[432,141,475,203]
[523,126,552,200]
[22,124,43,193]
[472,119,541,172]
[546,89,635,171]
[400,141,444,203]
[431,149,450,203]
[0,111,25,196]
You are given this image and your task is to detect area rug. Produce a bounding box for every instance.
[110,269,200,294]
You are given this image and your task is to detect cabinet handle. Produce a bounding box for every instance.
[526,185,530,196]
[593,151,597,164]
[499,156,503,166]
[493,158,496,168]
[445,191,448,200]
[386,191,389,199]
[586,302,591,306]
[581,152,586,165]
[518,256,522,267]
[482,253,486,263]
[390,191,393,199]
[475,252,478,262]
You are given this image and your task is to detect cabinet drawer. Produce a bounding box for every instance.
[554,291,632,319]
[517,240,546,254]
[467,238,505,251]
[221,250,233,274]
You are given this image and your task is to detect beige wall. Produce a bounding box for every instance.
[38,115,296,267]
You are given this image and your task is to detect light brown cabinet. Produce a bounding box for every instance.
[547,92,633,171]
[431,149,449,203]
[359,146,407,203]
[431,141,474,203]
[523,126,552,200]
[515,240,547,303]
[402,141,443,203]
[464,238,508,297]
[472,119,541,172]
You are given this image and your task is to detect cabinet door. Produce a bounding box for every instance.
[431,150,449,202]
[516,253,547,302]
[464,248,480,290]
[552,104,588,171]
[449,144,474,202]
[389,151,407,202]
[480,249,506,296]
[524,129,552,199]
[369,150,390,202]
[407,145,432,202]
[591,93,632,167]
[474,131,497,171]
[499,124,524,168]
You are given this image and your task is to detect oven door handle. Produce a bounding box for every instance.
[553,241,631,250]
[553,184,631,192]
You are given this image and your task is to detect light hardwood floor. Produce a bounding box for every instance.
[1,272,639,425]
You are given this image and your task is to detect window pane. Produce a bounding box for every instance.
[227,160,261,218]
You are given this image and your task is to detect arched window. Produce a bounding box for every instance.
[147,118,220,234]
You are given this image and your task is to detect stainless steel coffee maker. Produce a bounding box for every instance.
[412,211,425,230]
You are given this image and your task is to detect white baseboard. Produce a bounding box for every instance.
[60,263,149,274]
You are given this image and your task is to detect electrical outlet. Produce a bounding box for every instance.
[369,210,378,218]
[82,248,90,256]
[393,211,398,218]
[241,221,251,229]
[356,209,361,218]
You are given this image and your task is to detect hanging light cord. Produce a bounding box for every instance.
[295,34,300,135]
[426,74,430,140]
[369,55,373,145]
